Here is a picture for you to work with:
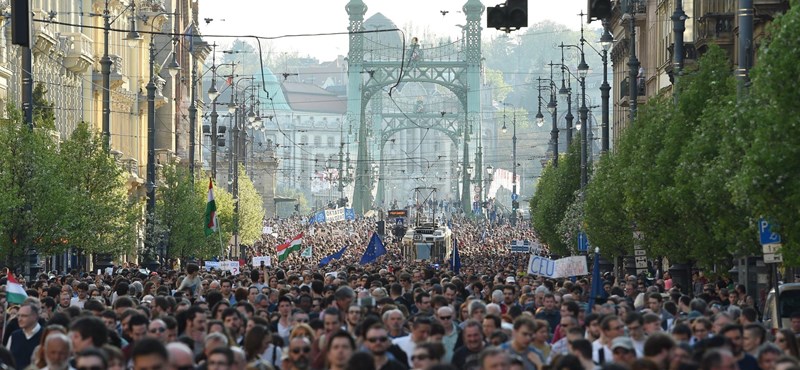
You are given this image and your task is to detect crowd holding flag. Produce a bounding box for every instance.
[6,269,27,304]
[204,178,218,237]
[319,245,349,267]
[359,232,386,265]
[277,233,304,262]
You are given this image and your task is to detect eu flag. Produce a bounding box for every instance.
[359,233,386,265]
[319,245,348,267]
[452,238,462,275]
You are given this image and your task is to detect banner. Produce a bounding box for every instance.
[220,260,240,275]
[204,261,220,271]
[527,255,588,278]
[252,256,272,267]
[262,226,273,235]
[301,246,313,258]
[308,207,356,225]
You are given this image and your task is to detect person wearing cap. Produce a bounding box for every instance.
[611,336,637,366]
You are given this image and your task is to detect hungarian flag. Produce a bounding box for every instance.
[204,178,218,236]
[7,270,28,304]
[277,233,303,262]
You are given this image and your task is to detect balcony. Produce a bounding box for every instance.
[63,32,94,74]
[33,23,57,56]
[617,76,646,107]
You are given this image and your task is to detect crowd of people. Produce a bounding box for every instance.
[0,215,799,370]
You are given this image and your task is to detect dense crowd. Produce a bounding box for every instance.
[0,216,799,370]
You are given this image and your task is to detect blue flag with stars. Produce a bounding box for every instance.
[319,245,348,267]
[452,237,462,275]
[359,233,386,265]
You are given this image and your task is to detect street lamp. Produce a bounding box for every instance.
[578,27,590,189]
[599,20,613,153]
[100,0,141,152]
[556,45,575,148]
[501,101,518,226]
[143,11,179,269]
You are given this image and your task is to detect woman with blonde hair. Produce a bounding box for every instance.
[290,323,316,342]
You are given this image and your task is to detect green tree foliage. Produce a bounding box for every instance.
[484,68,512,103]
[0,106,71,267]
[530,141,580,256]
[672,46,753,264]
[32,83,55,130]
[156,163,235,260]
[236,165,266,246]
[584,152,633,260]
[734,1,800,263]
[59,123,140,256]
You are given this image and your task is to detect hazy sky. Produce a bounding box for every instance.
[198,0,590,61]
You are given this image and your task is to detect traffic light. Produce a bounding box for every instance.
[11,0,31,47]
[512,200,519,210]
[487,0,527,31]
[393,226,407,239]
[377,220,385,236]
[587,0,613,23]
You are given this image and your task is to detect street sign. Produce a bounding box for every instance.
[577,232,588,252]
[759,218,782,245]
[395,217,405,226]
[764,253,783,264]
[512,193,518,201]
[510,240,532,253]
[762,243,781,254]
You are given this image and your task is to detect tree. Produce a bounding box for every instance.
[484,68,512,103]
[734,1,800,264]
[32,83,55,130]
[584,152,634,260]
[0,106,71,270]
[58,123,140,256]
[530,141,580,256]
[236,165,266,246]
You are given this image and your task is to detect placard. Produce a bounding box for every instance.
[252,256,272,267]
[527,255,589,278]
[204,261,220,271]
[220,260,240,274]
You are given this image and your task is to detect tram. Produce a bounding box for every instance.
[401,222,452,262]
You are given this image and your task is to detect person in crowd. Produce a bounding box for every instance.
[9,300,44,369]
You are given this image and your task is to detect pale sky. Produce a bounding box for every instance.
[198,0,589,61]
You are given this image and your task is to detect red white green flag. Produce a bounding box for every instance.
[204,178,218,236]
[277,233,303,262]
[7,270,27,304]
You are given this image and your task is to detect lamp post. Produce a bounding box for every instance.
[143,13,180,268]
[600,21,613,153]
[207,47,220,180]
[101,0,141,152]
[228,77,255,260]
[547,64,559,170]
[501,104,518,226]
[577,34,590,189]
[626,0,641,123]
[557,44,574,148]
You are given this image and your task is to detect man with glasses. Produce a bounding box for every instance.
[148,319,168,343]
[437,306,460,363]
[284,337,312,370]
[592,315,623,365]
[364,323,407,370]
[132,337,169,370]
[206,347,234,370]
